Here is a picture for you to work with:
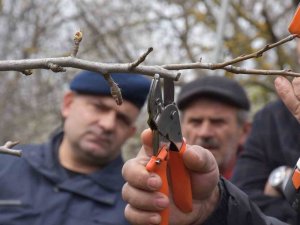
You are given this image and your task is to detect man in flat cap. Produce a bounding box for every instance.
[0,71,150,225]
[231,98,300,224]
[177,75,251,179]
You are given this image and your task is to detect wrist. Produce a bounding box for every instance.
[267,166,292,195]
[201,177,228,225]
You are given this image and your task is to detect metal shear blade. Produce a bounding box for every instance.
[146,74,193,224]
[147,74,182,155]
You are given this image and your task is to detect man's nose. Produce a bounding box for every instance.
[97,111,117,131]
[197,121,214,137]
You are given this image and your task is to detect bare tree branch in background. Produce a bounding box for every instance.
[0,33,298,81]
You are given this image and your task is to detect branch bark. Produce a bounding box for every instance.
[0,34,298,81]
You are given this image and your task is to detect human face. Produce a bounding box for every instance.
[61,92,139,167]
[181,98,247,173]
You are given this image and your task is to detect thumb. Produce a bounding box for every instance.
[275,76,300,122]
[275,76,295,104]
[139,128,154,157]
[183,144,219,199]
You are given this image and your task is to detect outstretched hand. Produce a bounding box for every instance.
[275,76,300,122]
[122,128,220,225]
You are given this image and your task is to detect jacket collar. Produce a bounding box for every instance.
[22,131,125,204]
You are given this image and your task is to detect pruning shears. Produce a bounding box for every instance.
[284,158,300,211]
[146,74,192,225]
[289,3,300,35]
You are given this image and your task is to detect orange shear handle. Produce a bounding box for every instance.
[146,146,169,225]
[292,169,300,190]
[289,5,300,35]
[169,141,193,213]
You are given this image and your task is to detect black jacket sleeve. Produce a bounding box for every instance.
[231,100,300,224]
[203,178,287,225]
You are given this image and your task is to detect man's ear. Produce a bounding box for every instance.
[238,121,252,146]
[61,91,75,118]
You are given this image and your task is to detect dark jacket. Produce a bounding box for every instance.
[204,178,287,225]
[231,100,300,224]
[0,132,129,225]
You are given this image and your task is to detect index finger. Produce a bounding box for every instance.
[275,76,300,121]
[139,128,153,157]
[122,128,162,191]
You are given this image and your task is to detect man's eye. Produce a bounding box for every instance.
[94,104,102,109]
[117,116,132,127]
[189,119,202,126]
[211,119,225,125]
[92,103,107,111]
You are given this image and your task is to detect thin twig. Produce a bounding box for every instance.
[210,34,299,69]
[71,31,83,57]
[103,73,123,105]
[223,65,300,76]
[162,62,300,77]
[128,47,153,70]
[0,141,22,157]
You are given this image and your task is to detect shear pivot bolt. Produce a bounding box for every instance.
[170,111,177,119]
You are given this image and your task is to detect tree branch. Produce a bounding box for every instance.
[161,34,300,77]
[0,33,298,80]
[0,56,181,80]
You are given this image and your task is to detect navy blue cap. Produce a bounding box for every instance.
[177,76,250,111]
[70,71,151,109]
